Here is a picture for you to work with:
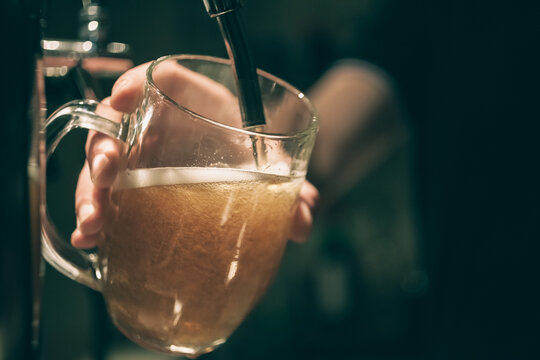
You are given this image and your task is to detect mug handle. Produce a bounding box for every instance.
[41,99,129,291]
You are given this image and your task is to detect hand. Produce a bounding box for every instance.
[71,62,319,248]
[307,60,406,205]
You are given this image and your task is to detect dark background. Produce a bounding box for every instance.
[26,0,540,359]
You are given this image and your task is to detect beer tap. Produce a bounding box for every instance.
[42,0,133,102]
[78,0,110,54]
[202,0,266,128]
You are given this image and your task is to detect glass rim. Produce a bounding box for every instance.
[146,54,319,140]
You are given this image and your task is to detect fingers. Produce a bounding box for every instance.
[289,181,319,243]
[72,64,150,248]
[71,229,104,250]
[86,63,150,187]
[85,98,123,189]
[110,62,151,113]
[113,59,242,125]
[72,162,106,248]
[152,59,242,128]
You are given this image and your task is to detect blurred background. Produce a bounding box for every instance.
[2,0,540,359]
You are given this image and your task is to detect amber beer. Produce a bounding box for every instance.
[99,167,303,355]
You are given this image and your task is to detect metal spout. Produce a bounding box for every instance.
[202,0,266,128]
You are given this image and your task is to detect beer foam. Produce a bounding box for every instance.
[115,167,271,189]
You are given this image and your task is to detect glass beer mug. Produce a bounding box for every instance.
[42,55,318,357]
